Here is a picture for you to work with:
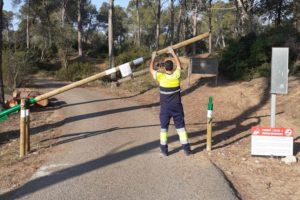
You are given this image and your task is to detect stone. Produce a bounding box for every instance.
[281,156,297,165]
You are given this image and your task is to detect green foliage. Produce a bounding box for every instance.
[2,49,38,91]
[115,45,150,70]
[56,62,98,82]
[219,25,300,80]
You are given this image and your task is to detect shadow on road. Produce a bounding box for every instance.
[0,127,205,200]
[0,76,277,199]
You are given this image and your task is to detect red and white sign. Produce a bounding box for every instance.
[251,126,294,157]
[251,127,294,137]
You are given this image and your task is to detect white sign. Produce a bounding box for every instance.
[251,127,294,156]
[119,63,132,77]
[271,48,289,94]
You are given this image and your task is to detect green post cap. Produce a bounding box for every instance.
[207,96,213,110]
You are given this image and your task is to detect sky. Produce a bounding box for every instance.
[3,0,129,11]
[3,0,129,28]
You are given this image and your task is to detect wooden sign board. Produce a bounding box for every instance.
[190,58,218,75]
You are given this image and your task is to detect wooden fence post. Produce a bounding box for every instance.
[25,105,30,153]
[20,99,26,157]
[206,97,213,152]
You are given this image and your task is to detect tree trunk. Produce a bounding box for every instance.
[77,0,83,56]
[170,0,174,45]
[61,0,67,27]
[294,0,300,31]
[0,0,4,108]
[176,1,184,43]
[26,0,30,49]
[155,0,161,50]
[136,0,141,47]
[236,0,253,34]
[234,0,241,37]
[108,0,115,80]
[275,0,283,26]
[192,0,198,54]
[208,0,212,54]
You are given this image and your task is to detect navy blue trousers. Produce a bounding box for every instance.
[160,102,185,129]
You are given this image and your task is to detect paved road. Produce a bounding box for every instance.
[2,79,239,200]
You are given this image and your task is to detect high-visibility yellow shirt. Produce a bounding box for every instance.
[153,69,181,88]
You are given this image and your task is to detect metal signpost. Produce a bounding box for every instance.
[251,48,293,157]
[270,48,289,127]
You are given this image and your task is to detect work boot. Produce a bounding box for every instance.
[160,145,168,156]
[182,144,193,156]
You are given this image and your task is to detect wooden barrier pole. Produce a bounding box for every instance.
[206,97,213,151]
[20,99,26,157]
[34,32,209,103]
[25,105,30,153]
[156,32,209,56]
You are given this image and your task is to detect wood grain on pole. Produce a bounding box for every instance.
[207,119,212,151]
[20,99,26,157]
[35,67,119,102]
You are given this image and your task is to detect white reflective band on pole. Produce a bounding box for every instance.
[21,110,26,118]
[132,57,144,65]
[119,62,132,77]
[207,110,213,118]
[105,68,117,75]
[26,109,29,117]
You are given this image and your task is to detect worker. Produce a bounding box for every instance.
[149,47,193,156]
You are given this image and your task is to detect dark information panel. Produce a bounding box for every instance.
[190,58,218,74]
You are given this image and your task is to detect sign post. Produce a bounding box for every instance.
[251,48,293,157]
[270,48,289,127]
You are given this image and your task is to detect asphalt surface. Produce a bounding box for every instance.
[1,79,239,200]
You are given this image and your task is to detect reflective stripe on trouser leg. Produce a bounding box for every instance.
[177,128,188,144]
[160,129,168,145]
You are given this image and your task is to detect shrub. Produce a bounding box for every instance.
[219,25,300,80]
[2,49,37,91]
[115,45,150,71]
[56,62,98,81]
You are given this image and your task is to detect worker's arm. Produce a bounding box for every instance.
[149,51,157,76]
[167,46,181,70]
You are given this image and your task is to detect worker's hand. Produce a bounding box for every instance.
[167,46,174,54]
[151,51,157,61]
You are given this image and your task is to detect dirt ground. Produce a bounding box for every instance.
[0,99,64,194]
[0,67,299,199]
[97,71,300,200]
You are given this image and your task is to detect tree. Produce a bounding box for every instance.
[192,0,199,54]
[108,0,115,80]
[136,0,141,47]
[0,0,4,109]
[169,0,175,45]
[257,0,293,27]
[78,0,83,56]
[155,0,161,49]
[294,1,300,31]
